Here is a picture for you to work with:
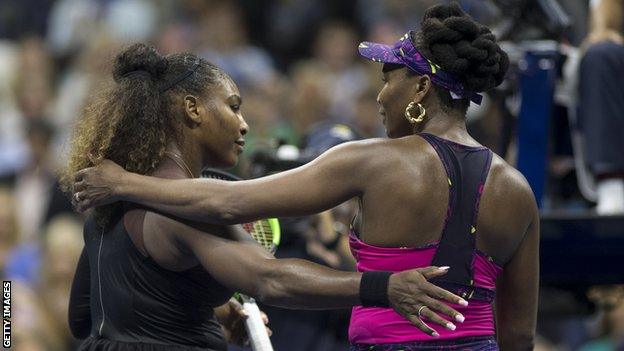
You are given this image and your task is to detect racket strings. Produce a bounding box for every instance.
[243,221,275,252]
[203,170,279,253]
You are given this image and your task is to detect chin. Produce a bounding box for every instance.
[221,154,239,169]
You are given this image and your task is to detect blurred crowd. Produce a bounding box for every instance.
[0,0,623,350]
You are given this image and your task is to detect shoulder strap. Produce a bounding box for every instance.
[419,134,493,293]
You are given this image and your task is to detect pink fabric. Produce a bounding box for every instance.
[349,232,502,344]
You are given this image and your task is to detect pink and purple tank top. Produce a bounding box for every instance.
[349,133,503,344]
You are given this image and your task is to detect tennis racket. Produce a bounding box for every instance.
[202,168,281,351]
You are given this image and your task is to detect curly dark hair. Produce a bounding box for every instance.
[60,43,227,226]
[411,1,509,113]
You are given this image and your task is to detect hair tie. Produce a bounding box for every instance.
[159,62,201,93]
[122,70,152,80]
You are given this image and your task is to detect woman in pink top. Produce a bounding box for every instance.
[73,2,538,350]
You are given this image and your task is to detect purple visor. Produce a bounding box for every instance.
[358,31,482,105]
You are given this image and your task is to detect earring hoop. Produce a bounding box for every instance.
[405,102,426,124]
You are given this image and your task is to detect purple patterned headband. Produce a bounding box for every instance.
[358,31,483,105]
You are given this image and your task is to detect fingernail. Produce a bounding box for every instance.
[455,314,465,323]
[432,331,440,337]
[446,323,456,331]
[438,266,450,271]
[458,299,468,307]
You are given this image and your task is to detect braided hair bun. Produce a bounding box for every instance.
[418,2,509,93]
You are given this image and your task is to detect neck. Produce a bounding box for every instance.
[165,141,203,179]
[417,105,474,144]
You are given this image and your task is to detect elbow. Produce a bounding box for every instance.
[205,194,242,225]
[254,261,288,306]
[218,208,241,225]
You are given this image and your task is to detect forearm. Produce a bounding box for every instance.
[118,173,232,223]
[251,258,361,309]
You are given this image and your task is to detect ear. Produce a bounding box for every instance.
[412,75,432,103]
[183,95,202,127]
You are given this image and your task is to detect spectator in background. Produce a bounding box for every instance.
[198,2,277,90]
[239,83,297,155]
[0,40,25,176]
[0,187,18,279]
[46,0,100,59]
[0,37,54,177]
[357,0,435,33]
[103,0,158,43]
[579,0,624,214]
[1,119,66,288]
[288,67,334,144]
[53,33,122,161]
[580,286,624,350]
[40,215,85,349]
[291,21,368,122]
[11,119,58,243]
[156,23,195,55]
[262,0,329,67]
[0,0,54,39]
[11,280,67,350]
[14,36,54,120]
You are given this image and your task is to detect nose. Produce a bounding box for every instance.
[239,115,249,136]
[376,90,383,106]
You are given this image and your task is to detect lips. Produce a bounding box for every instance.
[235,139,245,147]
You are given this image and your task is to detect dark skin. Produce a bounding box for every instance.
[76,74,469,338]
[74,67,538,346]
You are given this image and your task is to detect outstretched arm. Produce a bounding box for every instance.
[74,141,370,223]
[159,217,468,336]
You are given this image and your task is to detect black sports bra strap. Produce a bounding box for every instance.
[418,133,493,296]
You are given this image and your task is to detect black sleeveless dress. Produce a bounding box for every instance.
[68,211,233,350]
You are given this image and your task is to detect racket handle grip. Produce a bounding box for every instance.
[243,298,273,351]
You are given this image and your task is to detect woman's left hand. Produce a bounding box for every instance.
[216,298,271,346]
[73,159,127,211]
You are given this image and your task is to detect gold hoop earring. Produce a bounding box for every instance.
[405,102,426,124]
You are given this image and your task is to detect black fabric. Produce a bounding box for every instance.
[69,248,92,339]
[72,213,233,350]
[434,281,495,303]
[419,133,493,300]
[360,271,393,307]
[579,41,624,175]
[78,336,213,351]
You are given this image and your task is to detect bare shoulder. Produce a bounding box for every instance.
[477,153,538,263]
[488,154,537,216]
[325,136,432,167]
[310,138,400,176]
